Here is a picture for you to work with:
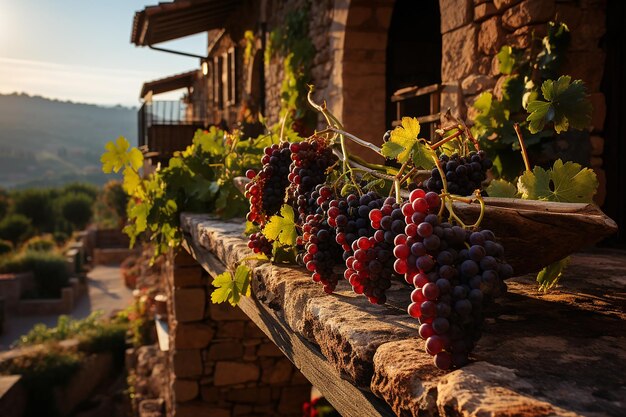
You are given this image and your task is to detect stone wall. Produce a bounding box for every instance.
[439,0,607,201]
[163,249,311,417]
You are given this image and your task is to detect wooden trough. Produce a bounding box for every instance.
[453,197,619,275]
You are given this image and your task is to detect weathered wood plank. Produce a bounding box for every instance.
[391,84,442,102]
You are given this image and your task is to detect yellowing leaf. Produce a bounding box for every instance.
[262,205,297,246]
[486,179,518,198]
[537,257,570,291]
[387,117,421,163]
[497,46,516,75]
[211,264,251,306]
[101,136,142,173]
[517,159,598,203]
[122,167,142,195]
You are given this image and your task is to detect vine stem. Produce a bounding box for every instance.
[318,127,384,157]
[513,123,531,172]
[430,129,463,150]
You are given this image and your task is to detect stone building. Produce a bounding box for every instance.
[128,0,625,415]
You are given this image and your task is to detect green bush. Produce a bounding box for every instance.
[0,213,33,244]
[53,231,69,245]
[0,251,69,298]
[11,189,56,232]
[0,239,13,256]
[62,183,98,201]
[0,188,10,220]
[58,193,93,230]
[0,347,82,417]
[16,312,104,346]
[23,234,57,252]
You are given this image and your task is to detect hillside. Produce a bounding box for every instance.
[0,93,137,188]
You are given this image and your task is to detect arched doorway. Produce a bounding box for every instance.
[386,0,442,133]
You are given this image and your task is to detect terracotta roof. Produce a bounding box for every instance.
[140,70,199,98]
[131,0,241,46]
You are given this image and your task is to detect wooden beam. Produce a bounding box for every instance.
[182,237,396,417]
[391,84,441,102]
[392,113,440,126]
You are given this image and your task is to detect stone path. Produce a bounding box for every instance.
[0,265,134,350]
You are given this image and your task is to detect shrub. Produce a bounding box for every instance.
[23,234,57,252]
[11,189,55,232]
[0,213,33,244]
[103,181,128,220]
[58,193,93,230]
[0,239,13,256]
[0,347,82,417]
[62,183,98,201]
[53,231,69,245]
[0,251,69,298]
[0,188,10,220]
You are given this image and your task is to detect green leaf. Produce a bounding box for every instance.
[262,205,297,246]
[526,76,592,134]
[497,46,516,75]
[517,159,598,203]
[486,179,518,198]
[537,257,570,291]
[412,140,436,169]
[211,264,251,306]
[381,141,405,159]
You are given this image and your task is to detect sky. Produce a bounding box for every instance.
[0,0,206,106]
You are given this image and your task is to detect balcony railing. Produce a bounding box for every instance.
[138,100,209,163]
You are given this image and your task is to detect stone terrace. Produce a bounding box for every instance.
[180,214,625,417]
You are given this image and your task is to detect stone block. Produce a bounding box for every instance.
[244,322,266,338]
[207,341,244,361]
[209,303,248,321]
[590,135,604,156]
[478,16,505,55]
[345,30,388,51]
[257,343,284,357]
[462,74,496,95]
[233,405,253,416]
[493,0,522,10]
[346,6,372,27]
[174,288,206,322]
[174,250,198,267]
[173,379,199,403]
[442,24,477,82]
[502,0,555,30]
[277,386,312,414]
[173,349,203,378]
[505,24,546,49]
[226,386,272,404]
[560,49,606,92]
[474,2,497,21]
[216,321,245,338]
[175,323,215,349]
[440,0,473,33]
[214,362,260,386]
[176,403,229,417]
[440,83,466,117]
[263,358,293,385]
[200,386,220,403]
[173,266,204,287]
[590,93,606,131]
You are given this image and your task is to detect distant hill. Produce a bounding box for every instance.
[0,93,137,188]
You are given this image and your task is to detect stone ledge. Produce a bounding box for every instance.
[181,213,626,417]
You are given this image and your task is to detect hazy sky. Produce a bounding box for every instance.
[0,0,206,106]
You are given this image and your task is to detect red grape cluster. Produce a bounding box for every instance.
[300,212,344,293]
[247,231,273,257]
[288,138,337,198]
[245,142,292,224]
[394,189,512,370]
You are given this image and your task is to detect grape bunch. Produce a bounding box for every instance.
[300,213,344,293]
[394,189,512,370]
[245,142,292,224]
[295,184,333,224]
[288,139,337,199]
[424,150,493,196]
[247,232,273,258]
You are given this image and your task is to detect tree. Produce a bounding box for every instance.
[59,193,93,230]
[0,214,33,245]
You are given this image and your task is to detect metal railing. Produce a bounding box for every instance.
[138,100,208,147]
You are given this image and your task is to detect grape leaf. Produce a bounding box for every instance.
[497,46,516,75]
[517,159,598,203]
[486,179,518,198]
[526,76,592,134]
[211,264,251,306]
[262,205,297,246]
[381,117,435,168]
[537,257,570,291]
[101,136,143,173]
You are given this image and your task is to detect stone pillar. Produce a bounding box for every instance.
[166,249,311,417]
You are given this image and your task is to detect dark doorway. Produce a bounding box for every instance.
[600,0,626,246]
[385,0,442,130]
